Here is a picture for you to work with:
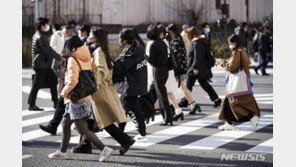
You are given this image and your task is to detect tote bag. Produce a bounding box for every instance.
[225,51,253,98]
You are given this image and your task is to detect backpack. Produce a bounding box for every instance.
[197,40,215,68]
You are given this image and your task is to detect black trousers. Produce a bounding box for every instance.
[119,96,146,136]
[147,66,172,122]
[224,98,254,125]
[186,74,219,102]
[48,97,66,130]
[28,68,58,106]
[104,124,132,146]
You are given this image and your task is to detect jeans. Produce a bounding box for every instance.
[256,51,271,74]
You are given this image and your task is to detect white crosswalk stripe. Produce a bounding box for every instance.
[209,93,273,105]
[247,138,273,153]
[22,86,52,99]
[22,109,273,153]
[180,115,272,151]
[22,107,53,116]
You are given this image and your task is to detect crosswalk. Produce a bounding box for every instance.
[22,108,273,154]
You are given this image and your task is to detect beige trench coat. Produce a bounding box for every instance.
[218,48,260,121]
[91,48,127,129]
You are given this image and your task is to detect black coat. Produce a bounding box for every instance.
[235,26,249,48]
[258,33,272,54]
[187,38,213,80]
[145,38,168,67]
[201,31,211,48]
[31,31,61,69]
[113,42,148,97]
[169,39,188,77]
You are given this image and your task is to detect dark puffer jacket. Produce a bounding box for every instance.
[113,41,148,97]
[187,38,212,80]
[31,31,61,69]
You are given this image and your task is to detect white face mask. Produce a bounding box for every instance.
[229,44,235,50]
[206,28,210,33]
[45,25,50,32]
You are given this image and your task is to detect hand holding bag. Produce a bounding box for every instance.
[68,57,97,102]
[225,51,253,98]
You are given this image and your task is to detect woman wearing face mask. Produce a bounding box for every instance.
[87,27,136,155]
[215,34,260,131]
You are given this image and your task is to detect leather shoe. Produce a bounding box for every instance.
[119,139,135,155]
[39,125,56,135]
[29,105,44,111]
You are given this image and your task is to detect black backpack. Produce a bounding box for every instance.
[197,40,215,68]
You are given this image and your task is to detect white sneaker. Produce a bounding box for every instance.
[175,108,182,115]
[134,134,148,143]
[250,115,259,129]
[218,122,235,131]
[99,146,113,162]
[48,150,68,159]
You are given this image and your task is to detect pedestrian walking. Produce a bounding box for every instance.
[181,24,190,55]
[201,23,211,48]
[254,25,272,76]
[50,23,63,78]
[39,26,76,135]
[113,28,148,142]
[215,34,260,131]
[28,17,61,111]
[234,22,249,52]
[83,27,136,155]
[145,25,173,126]
[166,24,202,116]
[179,26,221,108]
[157,24,184,120]
[48,36,113,162]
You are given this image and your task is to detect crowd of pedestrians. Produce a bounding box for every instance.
[234,21,273,76]
[27,17,265,162]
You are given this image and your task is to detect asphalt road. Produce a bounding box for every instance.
[22,66,273,167]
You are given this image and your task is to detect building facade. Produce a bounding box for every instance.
[22,0,273,26]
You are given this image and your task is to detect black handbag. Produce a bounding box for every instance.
[68,57,97,102]
[168,54,178,71]
[138,93,155,120]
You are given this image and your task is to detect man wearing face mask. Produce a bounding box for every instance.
[234,22,250,53]
[28,17,61,111]
[201,23,211,49]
